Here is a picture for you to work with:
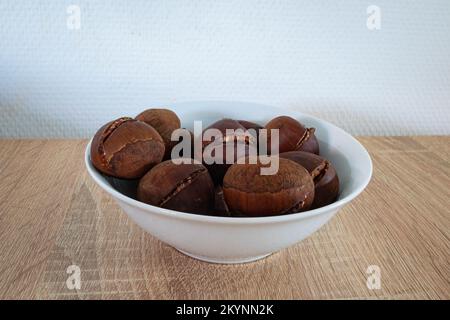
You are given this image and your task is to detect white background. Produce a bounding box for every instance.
[0,0,449,138]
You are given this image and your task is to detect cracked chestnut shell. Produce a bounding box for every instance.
[202,119,257,184]
[280,151,339,208]
[223,157,315,217]
[265,116,319,155]
[137,159,215,214]
[136,108,181,160]
[90,117,165,179]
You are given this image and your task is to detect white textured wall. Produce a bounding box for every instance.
[0,0,449,138]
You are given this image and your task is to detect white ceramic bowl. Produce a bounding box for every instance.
[85,101,372,264]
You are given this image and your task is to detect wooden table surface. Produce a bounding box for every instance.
[0,137,448,300]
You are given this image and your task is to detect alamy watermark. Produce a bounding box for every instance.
[366,265,381,290]
[367,5,381,30]
[66,265,81,290]
[67,5,81,30]
[168,121,280,175]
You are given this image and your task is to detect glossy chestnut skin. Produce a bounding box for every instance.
[137,159,215,214]
[223,157,315,216]
[91,117,165,179]
[265,116,319,155]
[202,119,257,184]
[280,151,339,208]
[136,108,181,159]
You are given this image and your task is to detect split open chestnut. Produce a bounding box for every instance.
[137,159,215,214]
[90,117,165,179]
[136,108,181,160]
[280,151,339,208]
[265,116,319,155]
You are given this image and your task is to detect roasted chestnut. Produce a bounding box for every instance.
[90,117,165,179]
[223,157,315,216]
[136,108,181,159]
[202,119,257,184]
[137,159,215,214]
[265,116,319,155]
[280,151,339,208]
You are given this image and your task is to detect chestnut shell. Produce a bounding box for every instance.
[137,159,215,214]
[280,151,339,208]
[136,108,181,159]
[202,119,258,184]
[223,157,315,216]
[265,116,319,155]
[90,117,165,179]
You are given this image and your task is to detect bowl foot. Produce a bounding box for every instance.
[176,248,272,264]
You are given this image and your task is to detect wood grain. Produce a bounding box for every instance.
[0,137,448,300]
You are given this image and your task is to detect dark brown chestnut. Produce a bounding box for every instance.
[136,108,181,159]
[90,117,165,179]
[202,119,257,184]
[280,151,339,208]
[265,116,319,155]
[223,157,315,216]
[137,159,215,214]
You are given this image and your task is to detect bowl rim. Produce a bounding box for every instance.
[85,101,372,225]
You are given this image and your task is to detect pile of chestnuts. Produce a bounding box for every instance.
[90,108,339,217]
